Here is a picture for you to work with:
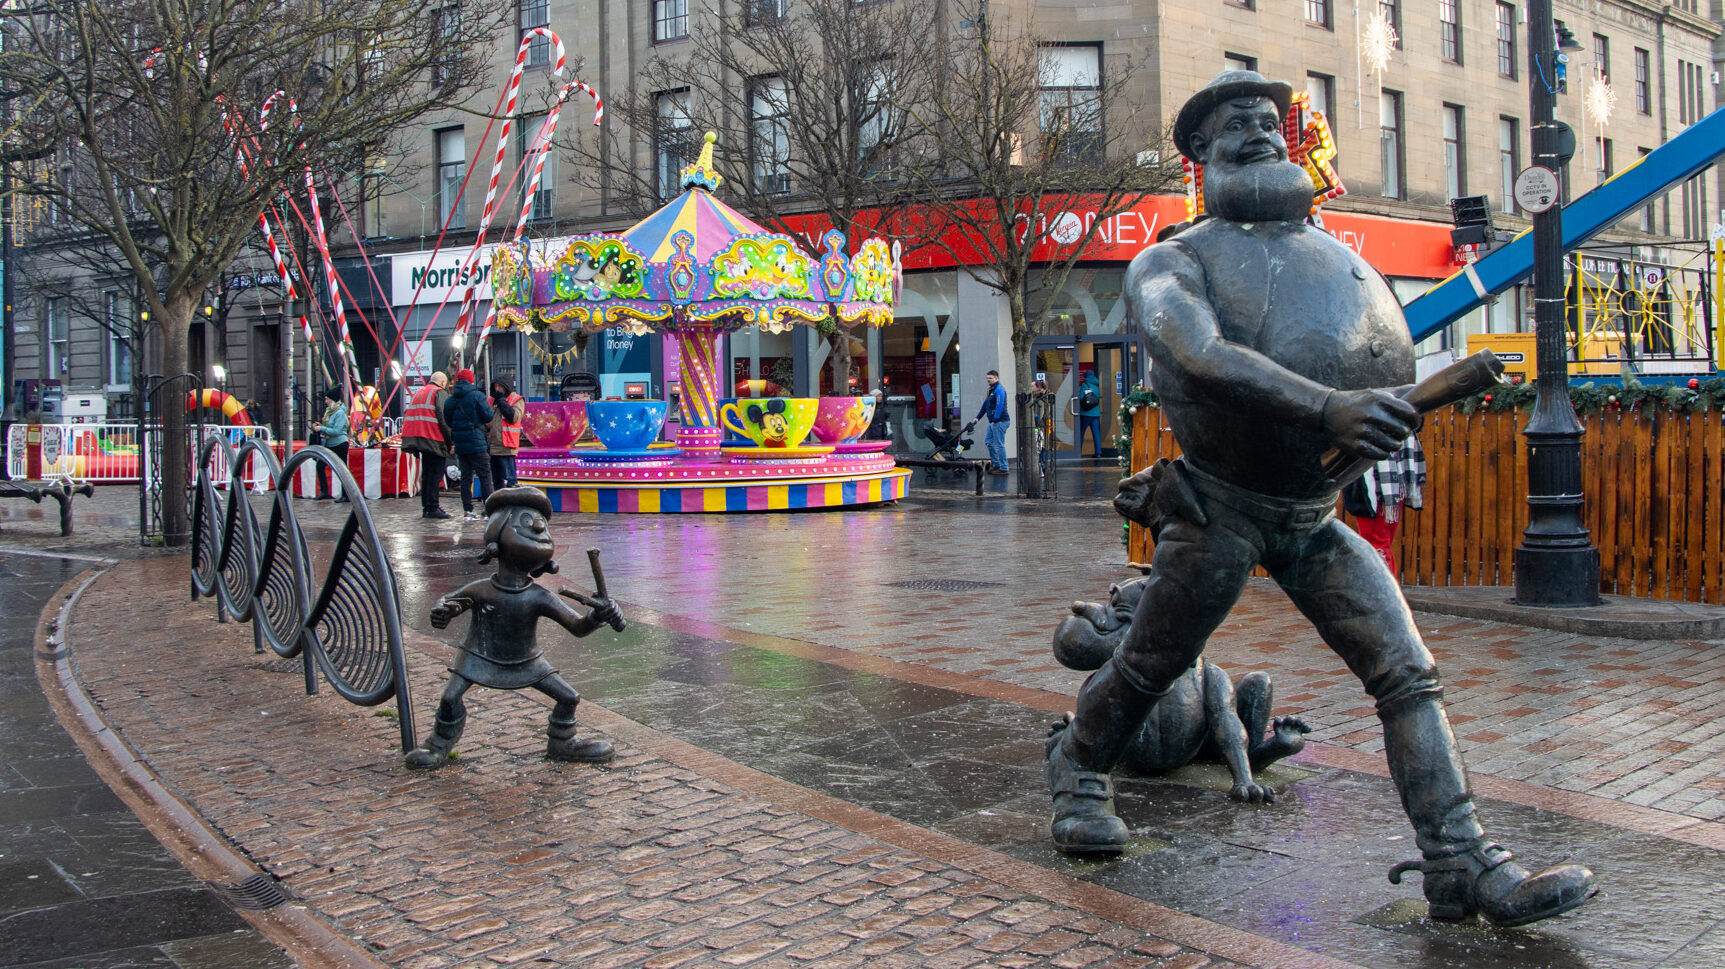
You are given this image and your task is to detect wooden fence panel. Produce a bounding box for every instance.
[1128,405,1725,604]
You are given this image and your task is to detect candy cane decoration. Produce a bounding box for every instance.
[473,79,603,347]
[304,172,349,349]
[256,94,312,344]
[450,27,566,354]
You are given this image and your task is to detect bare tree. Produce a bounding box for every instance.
[0,0,506,543]
[890,1,1179,394]
[567,0,943,393]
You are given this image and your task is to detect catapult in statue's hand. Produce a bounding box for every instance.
[1321,389,1419,461]
[587,598,622,630]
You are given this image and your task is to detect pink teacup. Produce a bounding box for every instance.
[520,401,589,450]
[808,396,877,445]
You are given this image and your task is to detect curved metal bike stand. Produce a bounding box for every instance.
[191,435,417,752]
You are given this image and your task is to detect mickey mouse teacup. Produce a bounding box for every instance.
[718,397,818,449]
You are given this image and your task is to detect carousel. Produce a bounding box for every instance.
[489,134,910,513]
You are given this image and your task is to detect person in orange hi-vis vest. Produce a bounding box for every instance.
[401,372,453,519]
[487,379,525,489]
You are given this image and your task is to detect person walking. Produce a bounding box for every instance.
[487,378,524,489]
[443,368,495,520]
[1077,369,1103,458]
[316,386,351,503]
[401,372,454,519]
[975,370,1011,474]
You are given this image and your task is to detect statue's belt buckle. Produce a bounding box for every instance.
[1290,507,1324,526]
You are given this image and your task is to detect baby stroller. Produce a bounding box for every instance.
[923,420,977,477]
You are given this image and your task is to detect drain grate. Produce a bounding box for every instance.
[883,579,1003,592]
[207,873,295,910]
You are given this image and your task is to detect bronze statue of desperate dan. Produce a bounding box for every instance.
[1046,70,1594,927]
[406,487,625,770]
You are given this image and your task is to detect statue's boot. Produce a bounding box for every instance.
[405,713,464,770]
[546,712,614,763]
[1047,661,1165,854]
[1382,687,1595,926]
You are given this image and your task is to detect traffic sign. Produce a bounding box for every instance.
[1514,167,1560,214]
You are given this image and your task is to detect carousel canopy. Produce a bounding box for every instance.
[492,133,899,336]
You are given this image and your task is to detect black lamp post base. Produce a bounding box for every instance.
[1513,546,1602,607]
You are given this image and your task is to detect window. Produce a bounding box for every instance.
[105,291,132,389]
[1592,34,1610,82]
[1443,104,1465,199]
[1380,0,1401,48]
[520,0,551,67]
[653,1,688,43]
[1225,0,1252,7]
[1682,173,1707,238]
[1634,49,1650,114]
[1039,45,1102,167]
[1596,137,1613,182]
[46,297,68,380]
[750,76,791,194]
[431,6,461,87]
[1305,0,1331,29]
[1639,147,1656,231]
[1679,60,1708,125]
[856,60,898,173]
[1379,90,1404,199]
[655,89,694,199]
[746,0,787,26]
[1495,4,1516,78]
[1223,52,1257,73]
[1498,117,1519,214]
[1439,0,1461,64]
[435,127,465,229]
[361,146,386,237]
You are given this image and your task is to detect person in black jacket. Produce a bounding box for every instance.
[443,368,496,520]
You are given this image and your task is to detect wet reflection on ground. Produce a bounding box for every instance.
[377,520,1722,969]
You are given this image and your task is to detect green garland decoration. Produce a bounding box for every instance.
[1455,376,1725,415]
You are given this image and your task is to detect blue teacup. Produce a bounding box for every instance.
[587,400,669,451]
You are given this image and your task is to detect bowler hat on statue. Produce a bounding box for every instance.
[1173,70,1294,161]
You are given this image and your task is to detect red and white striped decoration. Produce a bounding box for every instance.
[287,446,420,500]
[475,77,604,346]
[256,93,310,343]
[453,27,567,345]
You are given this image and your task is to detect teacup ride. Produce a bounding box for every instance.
[495,134,910,514]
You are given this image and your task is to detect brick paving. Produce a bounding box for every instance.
[16,484,1725,966]
[64,555,1302,969]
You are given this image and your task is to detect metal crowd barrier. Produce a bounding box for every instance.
[191,432,416,751]
[8,421,272,489]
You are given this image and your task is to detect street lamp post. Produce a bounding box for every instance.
[1515,0,1601,606]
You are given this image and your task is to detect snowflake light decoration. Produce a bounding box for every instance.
[1586,72,1617,128]
[1361,11,1398,74]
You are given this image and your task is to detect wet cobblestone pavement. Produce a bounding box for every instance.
[8,481,1725,967]
[0,552,293,969]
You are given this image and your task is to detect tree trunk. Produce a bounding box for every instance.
[157,294,195,546]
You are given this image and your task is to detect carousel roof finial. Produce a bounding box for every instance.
[680,131,723,191]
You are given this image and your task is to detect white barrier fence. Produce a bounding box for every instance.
[7,422,274,490]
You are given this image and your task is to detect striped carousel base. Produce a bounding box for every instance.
[523,466,911,514]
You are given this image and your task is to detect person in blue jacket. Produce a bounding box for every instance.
[975,369,1011,474]
[1077,369,1103,458]
[443,368,496,520]
[316,386,351,502]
